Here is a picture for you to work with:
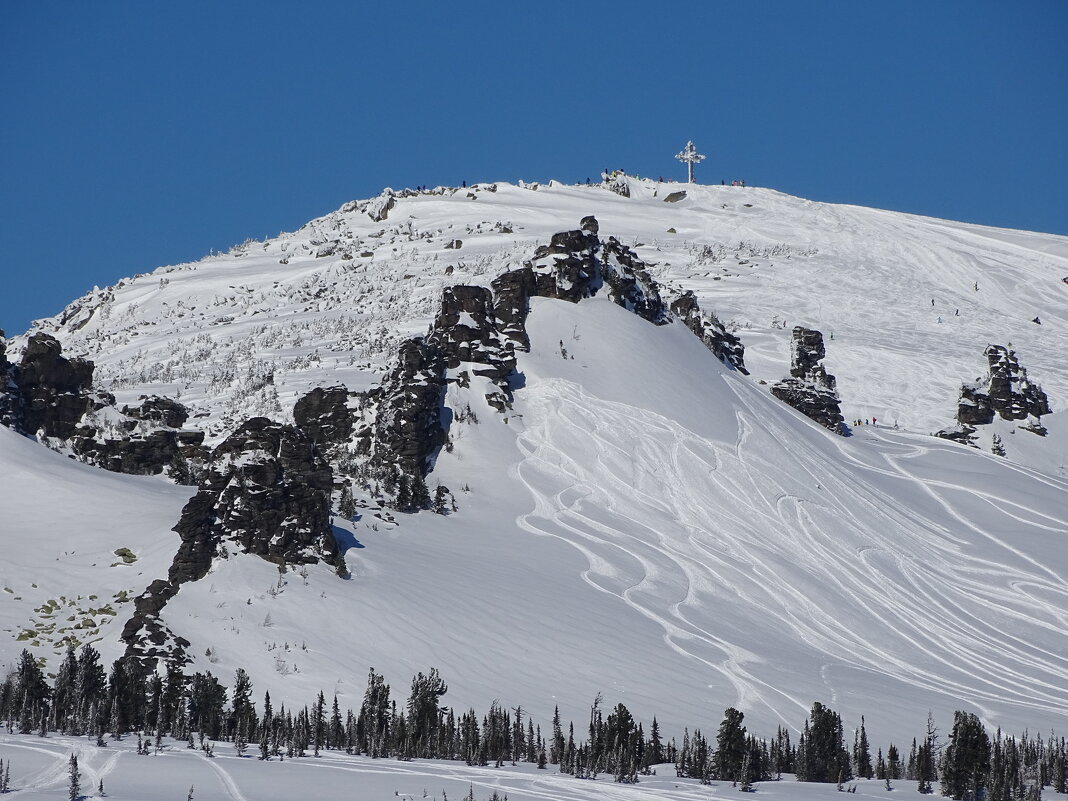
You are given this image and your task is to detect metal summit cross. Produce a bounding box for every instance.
[675,140,705,183]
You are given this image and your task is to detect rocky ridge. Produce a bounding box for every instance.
[329,216,753,513]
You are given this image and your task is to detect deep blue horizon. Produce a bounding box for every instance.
[2,1,1066,336]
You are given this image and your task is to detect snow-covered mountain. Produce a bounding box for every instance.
[2,177,1067,753]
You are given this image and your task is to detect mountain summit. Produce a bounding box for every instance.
[1,177,1067,747]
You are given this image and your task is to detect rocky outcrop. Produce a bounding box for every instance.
[669,291,748,374]
[356,339,448,483]
[939,345,1051,443]
[529,217,602,302]
[294,385,355,447]
[174,417,337,574]
[601,237,670,325]
[120,579,190,668]
[354,216,752,509]
[121,395,190,429]
[0,330,19,428]
[429,285,518,412]
[980,345,1051,422]
[12,332,97,439]
[68,395,206,479]
[605,174,631,198]
[3,334,207,477]
[491,266,538,350]
[123,417,338,664]
[771,327,844,433]
[364,189,396,222]
[122,414,339,665]
[71,427,205,480]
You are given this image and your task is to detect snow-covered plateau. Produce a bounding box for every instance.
[1,178,1067,799]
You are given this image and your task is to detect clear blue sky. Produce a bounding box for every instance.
[2,1,1066,336]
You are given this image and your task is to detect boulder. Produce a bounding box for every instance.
[121,395,191,429]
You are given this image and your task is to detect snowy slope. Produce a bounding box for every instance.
[47,294,1064,749]
[0,732,941,801]
[19,180,1067,457]
[2,179,1067,751]
[0,425,193,675]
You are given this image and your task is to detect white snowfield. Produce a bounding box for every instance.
[2,179,1067,756]
[0,733,938,801]
[20,179,1067,456]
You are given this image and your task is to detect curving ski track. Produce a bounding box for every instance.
[514,375,1068,733]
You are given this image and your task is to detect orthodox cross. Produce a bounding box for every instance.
[675,140,705,183]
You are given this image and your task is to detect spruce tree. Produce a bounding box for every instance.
[67,753,79,801]
[715,707,747,782]
[940,711,990,800]
[854,716,872,779]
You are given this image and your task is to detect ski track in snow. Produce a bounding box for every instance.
[198,752,250,801]
[514,373,1068,732]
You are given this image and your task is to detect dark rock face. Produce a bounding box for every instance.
[120,580,190,668]
[13,333,96,439]
[491,266,538,350]
[982,345,1051,421]
[669,291,748,374]
[956,384,995,427]
[429,285,518,412]
[123,417,334,667]
[944,345,1051,438]
[176,417,337,575]
[357,339,448,482]
[663,190,687,203]
[68,395,205,479]
[294,386,354,447]
[770,327,844,433]
[122,395,190,429]
[0,330,19,428]
[3,334,207,477]
[71,427,205,479]
[529,222,602,303]
[789,327,828,379]
[601,237,670,325]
